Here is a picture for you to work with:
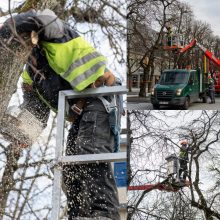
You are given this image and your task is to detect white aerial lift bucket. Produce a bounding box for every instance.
[165,154,179,176]
[16,108,44,143]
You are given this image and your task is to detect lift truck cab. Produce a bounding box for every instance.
[151,38,220,110]
[151,69,208,109]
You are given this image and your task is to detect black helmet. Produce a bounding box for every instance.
[0,9,64,42]
[0,10,38,40]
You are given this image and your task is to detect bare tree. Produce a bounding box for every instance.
[128,110,220,220]
[128,0,181,96]
[127,0,220,96]
[0,0,126,219]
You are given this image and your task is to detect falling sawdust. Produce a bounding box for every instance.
[17,108,44,143]
[2,108,44,146]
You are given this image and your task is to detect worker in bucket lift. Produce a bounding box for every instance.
[208,74,215,104]
[166,26,173,46]
[178,139,192,181]
[0,9,124,220]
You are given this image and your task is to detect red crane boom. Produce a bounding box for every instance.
[179,39,220,68]
[128,180,191,192]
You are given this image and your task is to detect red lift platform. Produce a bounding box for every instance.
[128,180,191,192]
[162,34,184,50]
[128,154,191,193]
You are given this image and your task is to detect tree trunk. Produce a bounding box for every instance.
[127,51,133,92]
[0,144,21,220]
[191,158,218,220]
[139,54,154,97]
[127,112,132,185]
[139,66,149,97]
[148,62,155,93]
[0,50,24,122]
[0,44,28,219]
[127,74,132,92]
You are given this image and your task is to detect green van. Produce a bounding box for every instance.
[151,69,208,109]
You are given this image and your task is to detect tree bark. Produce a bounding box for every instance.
[191,157,220,220]
[0,50,24,122]
[0,21,33,220]
[127,111,132,185]
[148,61,155,93]
[0,144,21,220]
[139,54,154,97]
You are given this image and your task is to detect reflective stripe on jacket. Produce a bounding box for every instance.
[41,36,107,91]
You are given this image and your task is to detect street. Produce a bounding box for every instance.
[127,96,220,110]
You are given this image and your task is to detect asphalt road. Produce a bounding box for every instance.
[127,96,220,110]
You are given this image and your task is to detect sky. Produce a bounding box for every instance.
[181,0,220,37]
[0,1,126,218]
[0,0,21,11]
[129,111,220,219]
[1,0,220,37]
[130,110,220,187]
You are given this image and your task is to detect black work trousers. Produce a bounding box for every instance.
[179,159,188,180]
[63,99,120,220]
[209,89,215,103]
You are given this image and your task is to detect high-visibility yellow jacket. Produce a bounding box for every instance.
[22,35,107,92]
[22,35,108,112]
[41,36,107,91]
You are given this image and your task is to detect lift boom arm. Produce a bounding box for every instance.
[128,178,182,192]
[128,183,167,191]
[128,178,191,192]
[179,39,220,68]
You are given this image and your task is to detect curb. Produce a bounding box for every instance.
[127,96,150,103]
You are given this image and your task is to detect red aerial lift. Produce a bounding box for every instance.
[179,39,220,68]
[162,32,184,50]
[163,33,220,68]
[128,154,191,193]
[128,179,191,193]
[180,39,220,93]
[163,35,220,93]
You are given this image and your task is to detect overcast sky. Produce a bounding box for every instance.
[0,0,20,11]
[181,0,220,37]
[2,0,220,36]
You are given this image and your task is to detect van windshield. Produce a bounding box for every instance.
[159,71,189,85]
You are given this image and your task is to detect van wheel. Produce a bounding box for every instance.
[153,104,160,109]
[182,97,190,110]
[202,96,207,103]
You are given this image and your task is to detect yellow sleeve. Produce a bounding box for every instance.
[21,70,33,85]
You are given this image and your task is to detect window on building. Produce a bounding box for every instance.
[132,75,138,88]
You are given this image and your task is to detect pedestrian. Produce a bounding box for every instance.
[178,139,191,181]
[208,74,215,104]
[155,76,160,84]
[0,9,122,220]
